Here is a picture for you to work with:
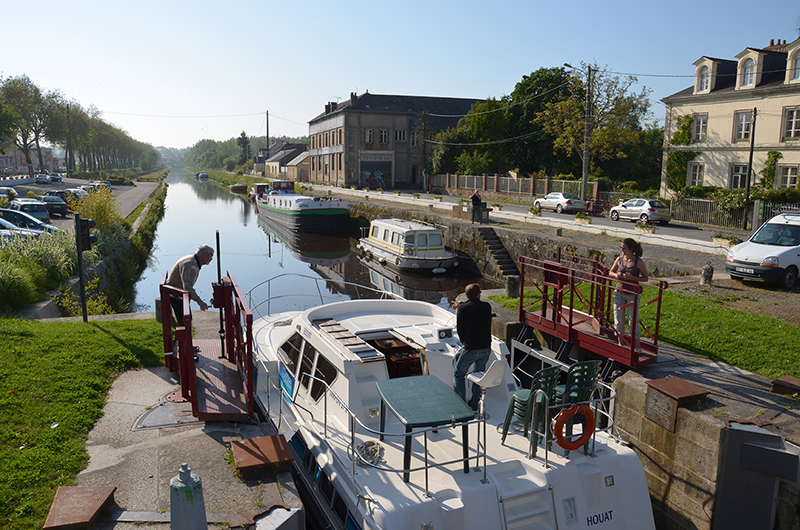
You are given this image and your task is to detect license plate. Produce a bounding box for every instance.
[735,267,754,274]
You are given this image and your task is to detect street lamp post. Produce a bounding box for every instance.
[565,63,592,202]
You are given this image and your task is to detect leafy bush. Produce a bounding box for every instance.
[0,255,39,311]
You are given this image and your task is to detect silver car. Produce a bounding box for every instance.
[610,198,671,225]
[533,192,586,213]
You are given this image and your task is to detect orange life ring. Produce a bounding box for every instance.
[553,403,595,451]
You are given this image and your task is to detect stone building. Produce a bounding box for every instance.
[661,38,800,194]
[308,92,481,189]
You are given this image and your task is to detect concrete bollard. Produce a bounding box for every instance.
[700,261,714,286]
[505,275,520,298]
[170,463,207,530]
[556,228,562,237]
[155,297,162,323]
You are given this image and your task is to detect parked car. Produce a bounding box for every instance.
[0,217,40,239]
[725,213,800,290]
[90,180,111,190]
[65,188,89,199]
[533,192,586,213]
[34,174,51,184]
[609,198,671,225]
[39,195,69,217]
[48,173,63,182]
[0,208,60,234]
[7,199,52,224]
[0,186,18,200]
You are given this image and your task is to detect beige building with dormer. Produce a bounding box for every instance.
[661,38,800,195]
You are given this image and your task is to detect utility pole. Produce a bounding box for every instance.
[581,65,592,202]
[742,107,757,230]
[265,111,269,153]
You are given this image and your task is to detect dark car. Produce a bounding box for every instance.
[0,208,60,234]
[39,195,69,217]
[48,173,63,182]
[8,199,51,223]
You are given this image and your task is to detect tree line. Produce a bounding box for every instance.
[430,64,663,192]
[0,75,159,174]
[185,133,308,174]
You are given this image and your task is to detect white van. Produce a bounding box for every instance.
[725,213,800,289]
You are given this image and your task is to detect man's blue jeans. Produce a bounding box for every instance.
[453,347,492,410]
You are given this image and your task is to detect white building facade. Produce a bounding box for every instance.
[661,38,800,194]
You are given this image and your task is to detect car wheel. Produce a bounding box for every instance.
[779,266,798,290]
[610,211,620,221]
[639,214,649,223]
[556,204,564,214]
[729,275,743,282]
[533,201,541,210]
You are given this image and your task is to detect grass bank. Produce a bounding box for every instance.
[0,318,163,530]
[490,287,800,380]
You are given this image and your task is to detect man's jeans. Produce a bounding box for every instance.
[453,347,492,410]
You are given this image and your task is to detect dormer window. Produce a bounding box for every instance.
[793,55,800,81]
[699,66,710,91]
[742,59,755,86]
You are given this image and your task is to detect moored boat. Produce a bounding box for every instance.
[194,171,208,182]
[249,274,657,530]
[254,180,350,236]
[357,218,459,274]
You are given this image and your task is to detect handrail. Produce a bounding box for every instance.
[245,273,404,320]
[287,372,483,498]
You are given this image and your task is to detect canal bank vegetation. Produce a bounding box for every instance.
[490,287,800,380]
[0,317,163,530]
[0,181,168,317]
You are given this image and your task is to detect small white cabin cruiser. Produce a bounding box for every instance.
[250,274,656,530]
[358,218,459,275]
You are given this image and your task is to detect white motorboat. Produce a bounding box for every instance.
[249,274,656,530]
[357,218,459,275]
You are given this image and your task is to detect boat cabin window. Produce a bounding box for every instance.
[299,342,317,389]
[332,490,347,525]
[428,233,443,246]
[280,333,304,374]
[404,233,415,244]
[391,231,401,246]
[417,233,428,247]
[310,353,337,401]
[370,225,379,238]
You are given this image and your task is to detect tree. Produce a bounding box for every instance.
[0,101,17,150]
[0,75,41,174]
[534,64,653,182]
[236,131,250,165]
[504,67,572,175]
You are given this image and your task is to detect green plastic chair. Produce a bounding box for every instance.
[554,360,602,453]
[501,365,561,447]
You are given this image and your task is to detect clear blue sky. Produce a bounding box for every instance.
[3,0,798,149]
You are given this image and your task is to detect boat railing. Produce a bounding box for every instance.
[244,273,404,320]
[273,372,487,499]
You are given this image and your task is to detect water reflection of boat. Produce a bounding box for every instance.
[357,218,459,274]
[361,255,466,304]
[254,180,350,236]
[229,183,247,193]
[250,274,657,530]
[257,216,350,266]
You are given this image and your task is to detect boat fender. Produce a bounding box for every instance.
[354,441,385,466]
[395,257,401,266]
[553,403,595,451]
[314,197,320,201]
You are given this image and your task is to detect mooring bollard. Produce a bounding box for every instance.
[700,261,714,285]
[155,297,162,323]
[505,275,520,298]
[170,463,207,530]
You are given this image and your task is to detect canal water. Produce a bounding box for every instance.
[132,167,484,313]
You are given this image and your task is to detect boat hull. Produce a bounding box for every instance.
[359,239,459,273]
[256,201,350,236]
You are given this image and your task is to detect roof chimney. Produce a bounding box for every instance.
[770,39,775,46]
[325,103,331,114]
[350,92,358,108]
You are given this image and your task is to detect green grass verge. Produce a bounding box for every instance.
[490,287,800,381]
[0,318,164,530]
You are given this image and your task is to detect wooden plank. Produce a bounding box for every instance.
[231,434,294,470]
[194,338,250,422]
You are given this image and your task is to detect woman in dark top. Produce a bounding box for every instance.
[609,238,648,350]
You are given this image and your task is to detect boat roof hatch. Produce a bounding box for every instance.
[314,318,384,362]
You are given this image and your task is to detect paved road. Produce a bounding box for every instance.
[6,177,159,231]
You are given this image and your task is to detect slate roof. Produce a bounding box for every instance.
[309,92,483,131]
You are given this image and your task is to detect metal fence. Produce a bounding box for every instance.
[669,198,745,229]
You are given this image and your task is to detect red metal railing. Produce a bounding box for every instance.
[518,254,668,369]
[159,273,198,416]
[213,271,254,417]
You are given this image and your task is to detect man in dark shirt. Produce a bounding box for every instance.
[470,190,482,224]
[453,283,493,410]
